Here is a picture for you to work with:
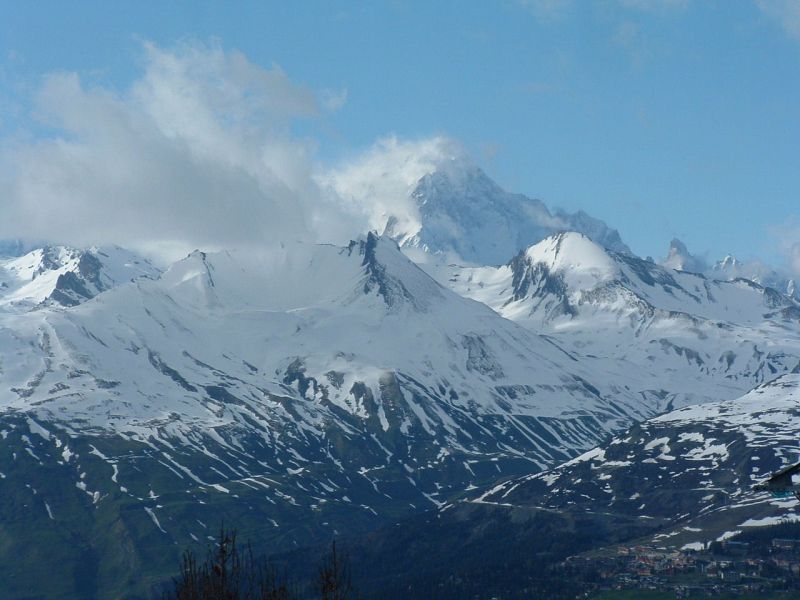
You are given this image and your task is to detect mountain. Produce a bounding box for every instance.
[0,193,797,596]
[382,165,631,265]
[657,238,798,300]
[430,232,800,410]
[661,237,707,273]
[0,234,657,598]
[318,372,800,599]
[0,245,160,308]
[712,253,797,300]
[473,371,800,551]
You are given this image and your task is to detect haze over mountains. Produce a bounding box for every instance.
[662,237,798,300]
[1,160,799,597]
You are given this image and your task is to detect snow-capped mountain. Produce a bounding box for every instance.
[658,237,797,300]
[1,234,651,478]
[0,245,160,308]
[472,371,800,551]
[430,232,800,409]
[382,165,630,265]
[1,234,645,442]
[0,167,798,596]
[0,233,657,597]
[661,238,707,273]
[712,254,797,300]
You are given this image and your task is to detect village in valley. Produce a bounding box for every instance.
[557,527,800,598]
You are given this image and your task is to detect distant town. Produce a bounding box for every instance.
[557,531,800,598]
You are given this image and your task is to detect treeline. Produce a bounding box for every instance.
[162,503,617,600]
[163,528,353,600]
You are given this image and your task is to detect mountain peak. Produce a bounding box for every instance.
[158,234,444,315]
[351,232,447,311]
[661,238,707,273]
[524,232,620,286]
[711,254,798,299]
[391,165,631,265]
[413,165,504,206]
[323,143,631,265]
[715,254,741,271]
[0,245,159,308]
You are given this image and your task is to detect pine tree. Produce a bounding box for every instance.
[165,526,294,600]
[317,540,353,600]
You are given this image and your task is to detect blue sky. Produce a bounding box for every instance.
[1,0,799,268]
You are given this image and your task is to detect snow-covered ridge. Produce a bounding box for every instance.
[0,233,654,507]
[13,233,629,428]
[1,232,690,576]
[521,231,621,290]
[0,245,159,309]
[155,233,444,314]
[653,370,800,431]
[659,237,797,300]
[440,232,800,326]
[426,231,800,411]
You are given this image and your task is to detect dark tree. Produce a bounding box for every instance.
[165,527,294,600]
[317,540,353,600]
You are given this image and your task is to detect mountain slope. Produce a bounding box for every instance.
[0,234,652,598]
[431,232,800,409]
[325,372,800,599]
[2,230,798,597]
[474,371,800,550]
[0,245,160,308]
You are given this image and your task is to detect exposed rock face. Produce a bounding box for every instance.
[386,166,630,264]
[0,245,160,308]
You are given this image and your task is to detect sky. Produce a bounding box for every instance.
[0,0,798,270]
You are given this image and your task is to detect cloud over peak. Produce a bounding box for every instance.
[0,40,356,262]
[316,135,466,240]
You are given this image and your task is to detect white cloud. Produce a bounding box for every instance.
[0,40,357,263]
[789,243,800,277]
[769,220,800,278]
[316,135,465,240]
[0,40,476,265]
[756,0,800,40]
